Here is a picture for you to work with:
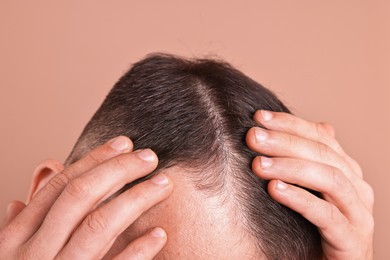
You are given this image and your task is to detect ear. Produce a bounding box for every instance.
[27,159,65,203]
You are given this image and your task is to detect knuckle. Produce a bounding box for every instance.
[329,139,344,154]
[84,210,109,234]
[285,134,298,150]
[329,168,357,206]
[45,173,70,193]
[64,178,92,200]
[318,203,347,235]
[301,195,314,212]
[111,156,129,174]
[85,151,101,165]
[351,158,364,176]
[315,123,342,151]
[326,203,340,225]
[127,188,147,207]
[17,243,37,260]
[316,142,330,161]
[329,167,346,190]
[0,236,49,260]
[363,182,375,208]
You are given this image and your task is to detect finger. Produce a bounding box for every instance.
[355,180,375,214]
[319,122,336,137]
[247,126,371,209]
[26,149,157,259]
[267,179,355,248]
[112,227,167,260]
[1,201,26,228]
[57,174,172,259]
[254,110,363,176]
[254,110,342,153]
[253,156,367,225]
[246,127,358,182]
[8,136,133,243]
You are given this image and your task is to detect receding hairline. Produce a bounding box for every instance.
[64,53,322,259]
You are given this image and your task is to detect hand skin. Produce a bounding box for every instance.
[246,110,374,260]
[0,136,173,260]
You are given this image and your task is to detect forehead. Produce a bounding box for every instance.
[104,166,259,259]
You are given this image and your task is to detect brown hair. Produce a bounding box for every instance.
[66,53,322,259]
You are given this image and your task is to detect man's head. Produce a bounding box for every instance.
[65,54,321,259]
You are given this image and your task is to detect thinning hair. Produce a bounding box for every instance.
[66,53,322,259]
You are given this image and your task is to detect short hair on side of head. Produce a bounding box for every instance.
[65,53,322,259]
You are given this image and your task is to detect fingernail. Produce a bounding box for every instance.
[275,180,288,191]
[260,157,273,168]
[261,110,273,122]
[151,174,169,186]
[255,128,268,143]
[137,149,156,162]
[151,227,166,238]
[109,136,130,151]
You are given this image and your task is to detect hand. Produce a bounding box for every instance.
[0,136,173,259]
[246,110,374,260]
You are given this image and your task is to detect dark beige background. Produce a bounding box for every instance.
[1,1,389,258]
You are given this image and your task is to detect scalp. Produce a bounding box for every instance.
[66,53,322,259]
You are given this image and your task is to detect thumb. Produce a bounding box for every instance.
[1,201,26,228]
